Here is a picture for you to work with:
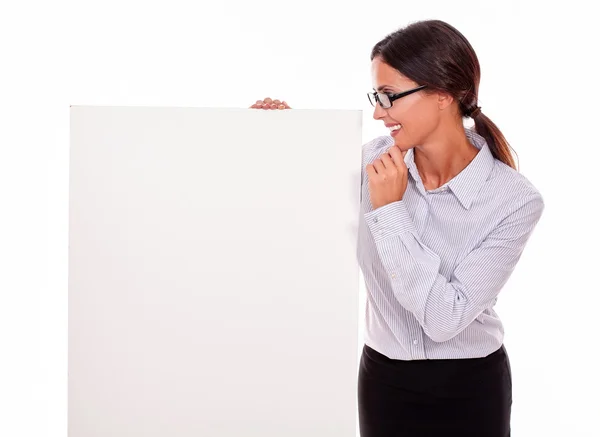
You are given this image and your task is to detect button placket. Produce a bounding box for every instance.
[415,196,430,237]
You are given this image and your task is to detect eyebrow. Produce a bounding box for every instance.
[374,85,394,92]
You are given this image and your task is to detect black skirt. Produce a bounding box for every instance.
[358,344,512,437]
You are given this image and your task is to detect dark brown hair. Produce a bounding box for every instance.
[371,19,518,170]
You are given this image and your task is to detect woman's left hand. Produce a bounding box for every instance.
[366,145,409,210]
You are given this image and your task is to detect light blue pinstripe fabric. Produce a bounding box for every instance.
[357,127,544,360]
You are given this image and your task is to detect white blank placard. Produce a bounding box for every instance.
[69,106,362,437]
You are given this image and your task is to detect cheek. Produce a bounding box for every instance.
[391,111,428,145]
[388,106,406,123]
[390,101,421,125]
[400,104,435,133]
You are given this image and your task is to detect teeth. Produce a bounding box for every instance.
[389,124,402,131]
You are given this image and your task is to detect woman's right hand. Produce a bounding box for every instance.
[249,97,292,110]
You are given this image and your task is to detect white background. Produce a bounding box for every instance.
[1,0,598,436]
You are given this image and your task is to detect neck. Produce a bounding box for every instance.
[413,123,479,190]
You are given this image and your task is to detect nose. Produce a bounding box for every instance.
[372,101,387,121]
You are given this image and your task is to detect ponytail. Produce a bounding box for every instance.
[471,111,518,171]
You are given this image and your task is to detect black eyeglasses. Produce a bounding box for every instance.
[367,85,428,109]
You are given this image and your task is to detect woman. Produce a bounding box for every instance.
[252,19,544,437]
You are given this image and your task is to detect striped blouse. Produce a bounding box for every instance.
[357,128,545,360]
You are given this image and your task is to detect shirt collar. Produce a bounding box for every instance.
[404,128,495,210]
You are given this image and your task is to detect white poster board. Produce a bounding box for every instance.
[69,106,362,436]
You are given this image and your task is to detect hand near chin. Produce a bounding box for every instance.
[366,145,409,210]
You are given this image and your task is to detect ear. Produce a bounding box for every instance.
[437,91,455,111]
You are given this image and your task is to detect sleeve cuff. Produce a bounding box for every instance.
[364,200,418,243]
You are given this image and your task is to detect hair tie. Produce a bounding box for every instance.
[469,106,482,118]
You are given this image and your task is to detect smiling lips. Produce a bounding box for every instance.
[386,123,403,135]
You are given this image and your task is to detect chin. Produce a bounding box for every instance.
[392,139,410,151]
[396,144,415,157]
